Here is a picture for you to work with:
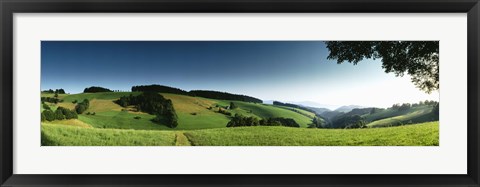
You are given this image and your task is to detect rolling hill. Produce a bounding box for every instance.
[42,92,314,130]
[40,90,439,146]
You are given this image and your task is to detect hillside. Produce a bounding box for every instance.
[365,105,436,127]
[42,92,314,130]
[41,121,439,146]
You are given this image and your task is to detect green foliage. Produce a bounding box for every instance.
[325,41,439,93]
[42,103,51,110]
[309,117,325,128]
[42,110,56,121]
[75,103,87,114]
[331,115,367,129]
[42,88,65,94]
[75,99,90,114]
[229,102,237,109]
[72,100,77,104]
[227,114,260,127]
[227,114,299,128]
[41,112,46,122]
[217,108,232,116]
[226,101,312,127]
[190,90,262,103]
[83,86,113,93]
[432,103,439,120]
[55,106,78,120]
[115,92,178,128]
[41,97,60,104]
[132,84,188,95]
[55,109,65,120]
[64,109,78,119]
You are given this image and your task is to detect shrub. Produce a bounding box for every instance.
[41,112,46,122]
[42,110,55,121]
[55,109,65,120]
[217,108,231,116]
[72,100,77,104]
[229,102,237,109]
[75,104,87,114]
[75,99,89,114]
[42,103,51,110]
[134,116,141,120]
[64,109,78,119]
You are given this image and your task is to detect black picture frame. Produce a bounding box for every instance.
[1,0,479,186]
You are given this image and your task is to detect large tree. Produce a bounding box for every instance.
[325,41,439,93]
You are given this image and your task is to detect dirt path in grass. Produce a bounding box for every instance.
[175,132,192,146]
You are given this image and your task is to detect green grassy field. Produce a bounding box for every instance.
[41,123,176,146]
[60,92,142,103]
[45,92,314,130]
[41,92,439,146]
[41,121,439,146]
[227,102,313,127]
[366,106,435,127]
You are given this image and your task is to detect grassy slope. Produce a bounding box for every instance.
[41,121,439,146]
[44,92,313,130]
[272,105,316,118]
[226,102,313,127]
[78,111,172,130]
[41,123,176,146]
[60,92,141,102]
[185,121,439,146]
[366,106,434,127]
[162,93,231,130]
[163,93,314,129]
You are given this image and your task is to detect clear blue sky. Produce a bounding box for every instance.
[41,41,438,108]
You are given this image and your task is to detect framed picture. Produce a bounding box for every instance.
[1,0,479,186]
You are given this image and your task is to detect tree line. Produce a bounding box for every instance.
[84,86,113,93]
[41,97,62,104]
[115,92,178,128]
[41,106,78,122]
[189,90,262,103]
[42,88,66,94]
[131,84,262,103]
[226,114,300,128]
[273,101,316,113]
[321,100,440,129]
[273,101,330,129]
[132,85,189,95]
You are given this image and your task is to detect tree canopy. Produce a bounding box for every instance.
[84,86,113,93]
[325,41,439,93]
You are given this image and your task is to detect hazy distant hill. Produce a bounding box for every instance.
[292,101,339,110]
[306,107,331,115]
[334,105,367,113]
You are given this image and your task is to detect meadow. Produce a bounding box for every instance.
[41,91,439,146]
[41,121,438,146]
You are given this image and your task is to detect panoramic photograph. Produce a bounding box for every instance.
[40,41,439,146]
